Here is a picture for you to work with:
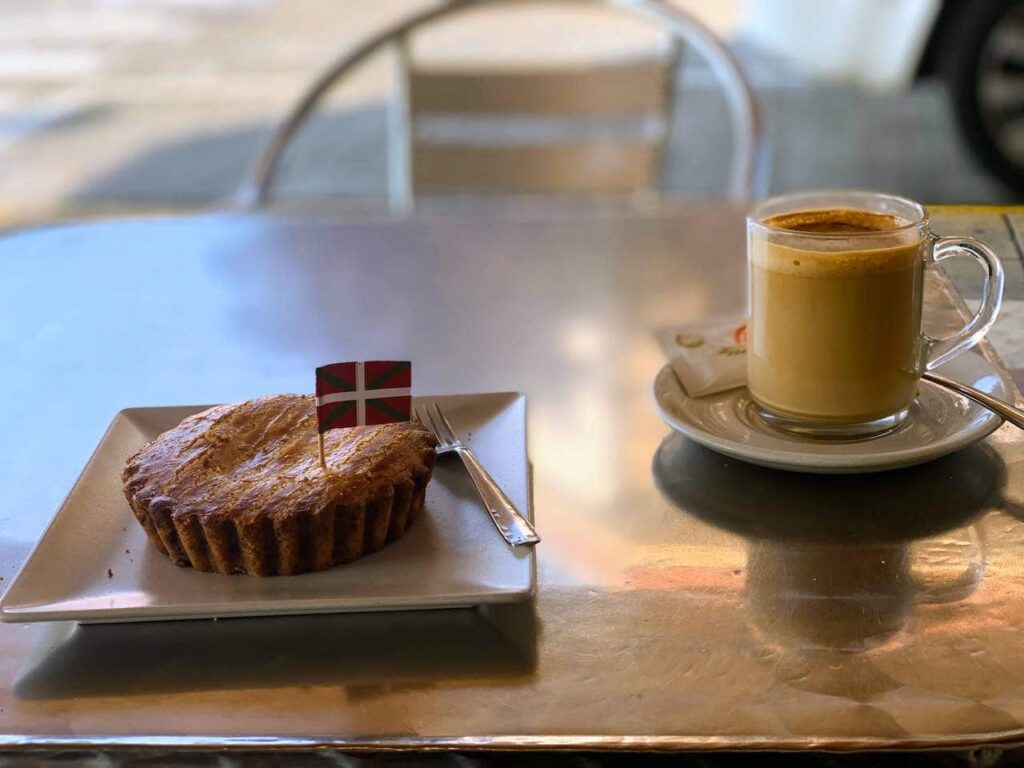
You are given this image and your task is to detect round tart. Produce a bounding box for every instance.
[121,394,436,576]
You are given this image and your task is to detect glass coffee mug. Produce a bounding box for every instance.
[747,190,1004,438]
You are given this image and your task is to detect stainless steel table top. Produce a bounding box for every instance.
[1,207,1023,753]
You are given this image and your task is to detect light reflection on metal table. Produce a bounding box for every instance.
[0,205,1023,758]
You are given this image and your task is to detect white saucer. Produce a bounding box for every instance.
[653,353,1014,474]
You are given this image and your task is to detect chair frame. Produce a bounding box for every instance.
[236,0,766,209]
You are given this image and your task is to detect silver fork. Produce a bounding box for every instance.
[416,402,540,547]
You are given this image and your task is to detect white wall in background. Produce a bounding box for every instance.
[740,0,941,90]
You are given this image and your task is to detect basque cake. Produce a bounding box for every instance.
[121,394,436,576]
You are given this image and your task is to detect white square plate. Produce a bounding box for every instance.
[1,393,535,623]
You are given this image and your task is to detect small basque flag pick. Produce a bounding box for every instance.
[314,361,413,471]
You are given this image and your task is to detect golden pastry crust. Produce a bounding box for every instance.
[121,394,436,576]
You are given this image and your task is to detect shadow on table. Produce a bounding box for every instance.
[653,434,1006,548]
[652,435,1017,713]
[14,599,537,700]
[653,435,1009,654]
[652,435,1020,729]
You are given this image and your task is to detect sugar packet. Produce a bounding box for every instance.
[656,318,748,397]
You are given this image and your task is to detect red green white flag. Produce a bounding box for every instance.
[315,361,412,433]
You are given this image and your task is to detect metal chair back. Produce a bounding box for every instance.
[237,0,766,211]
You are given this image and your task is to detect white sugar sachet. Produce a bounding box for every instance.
[656,318,748,397]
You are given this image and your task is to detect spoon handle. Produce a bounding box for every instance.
[923,371,1024,430]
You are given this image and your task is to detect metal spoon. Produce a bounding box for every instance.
[923,371,1024,430]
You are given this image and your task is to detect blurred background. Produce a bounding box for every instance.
[2,0,1024,225]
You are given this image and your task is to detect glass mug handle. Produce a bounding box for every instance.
[922,236,1005,370]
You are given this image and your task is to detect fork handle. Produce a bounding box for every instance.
[456,447,540,546]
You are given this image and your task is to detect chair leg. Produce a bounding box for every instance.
[388,35,414,216]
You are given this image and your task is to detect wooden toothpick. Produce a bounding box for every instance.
[317,432,329,474]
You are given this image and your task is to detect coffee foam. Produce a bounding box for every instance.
[765,209,906,234]
[752,209,923,277]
